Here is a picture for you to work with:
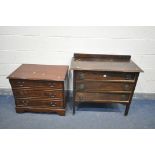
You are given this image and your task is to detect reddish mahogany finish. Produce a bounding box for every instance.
[7,64,68,116]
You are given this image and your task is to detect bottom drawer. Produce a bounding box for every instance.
[15,98,64,108]
[75,92,130,102]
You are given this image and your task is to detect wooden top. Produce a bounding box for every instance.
[70,53,143,72]
[7,64,69,81]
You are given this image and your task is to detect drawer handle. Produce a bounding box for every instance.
[44,92,56,98]
[21,100,29,106]
[79,84,85,90]
[19,84,24,86]
[48,83,55,87]
[79,95,84,101]
[22,100,28,103]
[124,84,130,90]
[121,95,127,100]
[17,81,24,84]
[50,102,56,107]
[17,81,25,86]
[125,74,132,80]
[50,94,56,98]
[79,73,85,80]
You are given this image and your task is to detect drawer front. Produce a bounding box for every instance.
[76,71,135,81]
[76,81,134,92]
[10,79,63,89]
[13,89,64,99]
[16,99,64,108]
[75,92,130,102]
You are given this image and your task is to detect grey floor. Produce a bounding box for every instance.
[0,95,155,129]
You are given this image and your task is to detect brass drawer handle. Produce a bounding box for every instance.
[79,73,85,80]
[17,81,25,86]
[22,100,28,103]
[79,84,85,90]
[17,81,24,84]
[50,102,56,107]
[124,84,130,90]
[50,94,56,98]
[79,95,84,101]
[44,92,56,98]
[21,100,29,106]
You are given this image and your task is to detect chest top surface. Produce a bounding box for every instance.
[70,53,143,72]
[7,64,68,81]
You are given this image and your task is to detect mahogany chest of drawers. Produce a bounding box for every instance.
[7,64,68,116]
[70,53,143,116]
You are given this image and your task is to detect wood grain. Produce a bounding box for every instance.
[71,53,143,115]
[8,64,68,116]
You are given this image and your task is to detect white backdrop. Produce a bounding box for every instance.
[0,26,154,93]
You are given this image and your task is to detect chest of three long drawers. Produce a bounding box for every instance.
[75,71,138,103]
[71,53,143,115]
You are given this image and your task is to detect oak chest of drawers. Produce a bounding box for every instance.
[70,53,143,115]
[7,64,68,116]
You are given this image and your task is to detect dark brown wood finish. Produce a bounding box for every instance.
[12,89,64,99]
[76,71,136,81]
[71,53,143,73]
[71,53,143,116]
[74,53,131,60]
[7,64,68,116]
[124,72,139,115]
[75,92,130,102]
[76,81,134,92]
[10,80,63,89]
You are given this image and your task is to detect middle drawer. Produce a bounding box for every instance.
[76,81,134,92]
[12,88,64,99]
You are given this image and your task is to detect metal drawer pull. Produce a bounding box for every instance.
[44,92,55,97]
[124,84,130,90]
[50,102,56,107]
[21,100,29,106]
[79,95,84,101]
[50,94,56,98]
[79,84,85,90]
[79,73,85,80]
[17,81,24,84]
[17,81,24,86]
[22,100,28,103]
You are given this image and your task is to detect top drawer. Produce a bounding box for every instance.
[10,79,63,89]
[76,71,136,81]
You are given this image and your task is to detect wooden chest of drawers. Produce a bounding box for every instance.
[7,64,68,116]
[70,53,143,115]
